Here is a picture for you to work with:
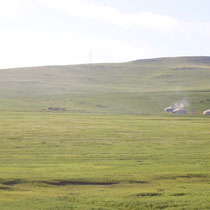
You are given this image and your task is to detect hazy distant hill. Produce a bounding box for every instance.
[1,56,210,113]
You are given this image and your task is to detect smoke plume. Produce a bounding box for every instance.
[173,99,190,109]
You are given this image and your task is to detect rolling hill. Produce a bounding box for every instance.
[1,56,210,113]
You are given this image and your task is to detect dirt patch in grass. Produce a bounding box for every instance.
[158,173,209,180]
[129,180,148,184]
[176,174,207,178]
[0,186,11,190]
[42,180,118,186]
[171,193,186,196]
[0,179,118,187]
[136,192,162,197]
[1,179,24,186]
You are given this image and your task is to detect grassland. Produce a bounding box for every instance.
[0,56,210,113]
[0,57,210,209]
[0,112,209,209]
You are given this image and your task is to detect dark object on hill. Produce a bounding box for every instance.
[48,107,66,111]
[96,105,107,108]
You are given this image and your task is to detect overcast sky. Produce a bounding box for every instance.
[0,0,210,68]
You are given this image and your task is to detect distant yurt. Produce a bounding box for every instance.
[165,106,174,113]
[172,108,188,114]
[203,109,210,115]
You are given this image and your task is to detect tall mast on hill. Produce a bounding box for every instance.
[89,50,92,64]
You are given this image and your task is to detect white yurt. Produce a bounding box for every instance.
[165,106,174,113]
[172,108,188,114]
[203,109,210,115]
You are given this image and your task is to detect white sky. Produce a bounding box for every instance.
[0,0,210,68]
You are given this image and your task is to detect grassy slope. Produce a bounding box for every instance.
[0,56,210,113]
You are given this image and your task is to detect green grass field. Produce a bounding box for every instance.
[0,56,210,113]
[0,112,209,209]
[0,57,210,209]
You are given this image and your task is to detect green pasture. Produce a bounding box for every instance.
[0,56,210,114]
[0,57,210,209]
[0,112,209,209]
[0,90,210,114]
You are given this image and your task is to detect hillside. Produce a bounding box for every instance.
[0,56,210,113]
